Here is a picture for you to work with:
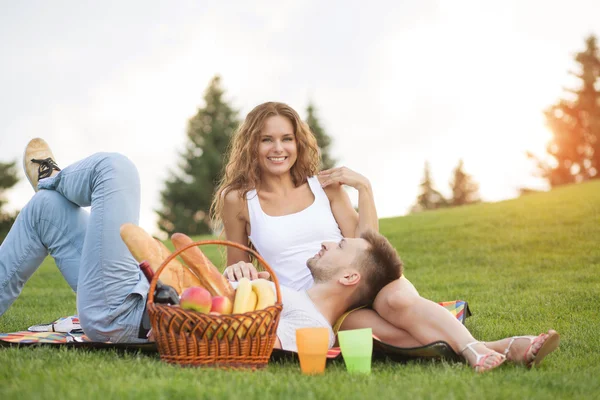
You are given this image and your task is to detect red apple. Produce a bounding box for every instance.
[211,296,233,314]
[180,286,212,313]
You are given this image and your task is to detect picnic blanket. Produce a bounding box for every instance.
[0,300,471,362]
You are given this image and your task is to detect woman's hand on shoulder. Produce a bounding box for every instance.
[223,261,270,281]
[318,166,371,192]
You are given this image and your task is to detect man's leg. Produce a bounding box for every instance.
[38,152,148,343]
[0,191,88,315]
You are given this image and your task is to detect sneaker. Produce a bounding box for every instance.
[23,138,61,192]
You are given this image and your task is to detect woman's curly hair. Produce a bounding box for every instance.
[210,102,321,233]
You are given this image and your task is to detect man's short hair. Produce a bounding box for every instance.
[351,230,404,309]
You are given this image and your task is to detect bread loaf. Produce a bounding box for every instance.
[154,238,203,292]
[171,233,235,302]
[120,223,199,294]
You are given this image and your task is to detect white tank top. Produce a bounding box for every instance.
[247,176,344,291]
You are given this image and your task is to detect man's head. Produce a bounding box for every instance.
[306,230,403,308]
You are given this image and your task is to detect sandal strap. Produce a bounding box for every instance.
[503,336,531,355]
[474,353,495,369]
[460,341,505,371]
[504,335,544,365]
[460,341,486,365]
[524,334,548,366]
[459,340,481,355]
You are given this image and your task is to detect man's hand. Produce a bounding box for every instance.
[223,261,270,281]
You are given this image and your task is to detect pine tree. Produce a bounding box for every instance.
[411,161,447,212]
[449,159,480,206]
[305,102,336,170]
[157,76,239,236]
[530,35,600,186]
[0,161,19,243]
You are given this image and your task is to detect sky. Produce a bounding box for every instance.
[1,0,598,236]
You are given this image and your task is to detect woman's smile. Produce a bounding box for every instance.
[267,156,288,164]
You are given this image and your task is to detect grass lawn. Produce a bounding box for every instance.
[1,181,599,399]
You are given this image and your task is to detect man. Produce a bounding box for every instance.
[0,138,402,351]
[270,233,402,351]
[0,139,148,343]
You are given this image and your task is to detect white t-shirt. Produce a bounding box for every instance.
[231,282,334,352]
[276,286,335,352]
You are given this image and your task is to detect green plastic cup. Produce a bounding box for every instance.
[338,328,373,374]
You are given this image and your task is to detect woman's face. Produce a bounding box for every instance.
[257,115,297,177]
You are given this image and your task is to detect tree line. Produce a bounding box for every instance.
[0,162,19,242]
[410,160,480,213]
[0,35,598,242]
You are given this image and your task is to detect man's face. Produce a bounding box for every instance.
[306,238,369,283]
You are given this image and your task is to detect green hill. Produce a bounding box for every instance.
[380,181,599,360]
[0,181,599,399]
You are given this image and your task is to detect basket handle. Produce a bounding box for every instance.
[148,239,282,306]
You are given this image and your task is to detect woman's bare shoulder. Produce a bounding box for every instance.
[223,188,244,208]
[224,188,242,202]
[223,189,249,220]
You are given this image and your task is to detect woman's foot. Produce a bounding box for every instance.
[498,330,560,368]
[460,341,506,373]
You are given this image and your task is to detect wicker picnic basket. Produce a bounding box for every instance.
[147,240,282,370]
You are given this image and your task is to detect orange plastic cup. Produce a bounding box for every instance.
[296,327,330,375]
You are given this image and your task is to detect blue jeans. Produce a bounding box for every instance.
[0,153,149,343]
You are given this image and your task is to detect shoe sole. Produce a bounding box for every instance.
[530,331,560,368]
[22,142,37,192]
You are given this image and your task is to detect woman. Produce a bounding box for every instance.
[210,102,558,372]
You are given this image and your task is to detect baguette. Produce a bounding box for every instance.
[171,233,235,302]
[120,223,197,294]
[154,238,203,292]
